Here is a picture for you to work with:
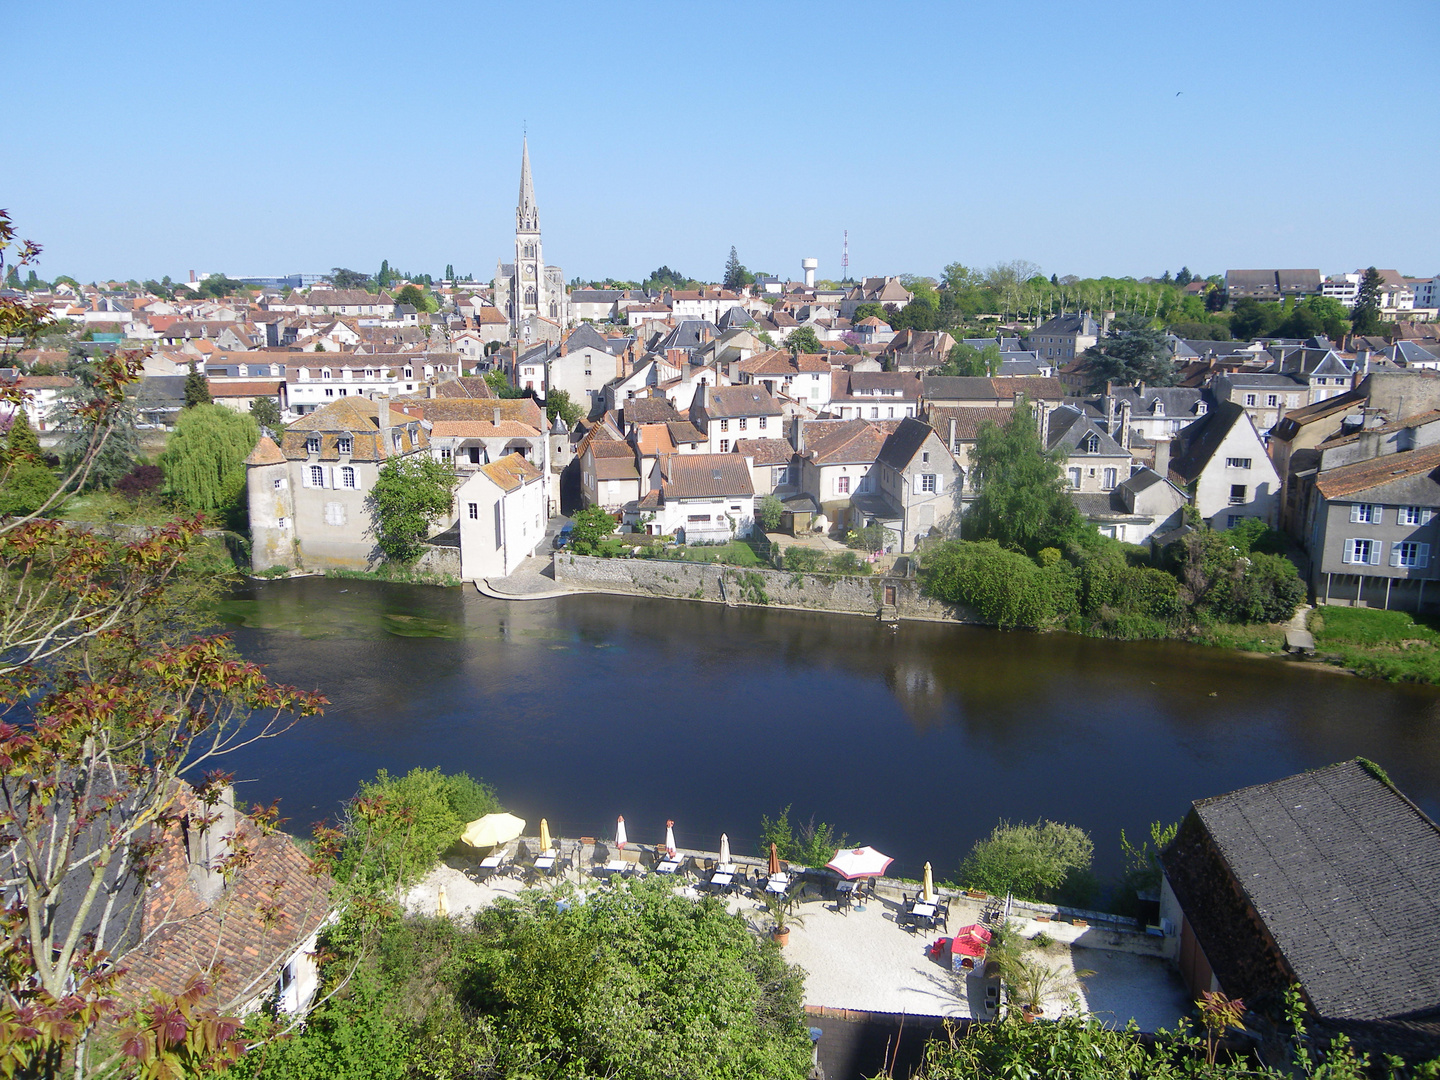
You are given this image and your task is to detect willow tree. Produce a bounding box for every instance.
[160,403,258,512]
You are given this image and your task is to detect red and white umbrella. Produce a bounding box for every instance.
[825,846,895,880]
[664,820,676,858]
[615,815,627,850]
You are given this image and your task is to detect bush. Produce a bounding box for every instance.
[959,819,1094,903]
[757,493,784,533]
[114,463,164,500]
[760,804,849,867]
[569,505,618,554]
[922,540,1075,628]
[780,546,824,573]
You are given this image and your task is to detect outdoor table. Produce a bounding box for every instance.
[717,862,737,873]
[655,858,681,874]
[533,855,556,872]
[911,901,937,919]
[765,873,790,895]
[604,859,627,875]
[479,855,504,870]
[709,871,734,891]
[835,881,856,895]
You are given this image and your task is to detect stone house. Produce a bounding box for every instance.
[246,396,431,571]
[1074,467,1187,544]
[689,383,784,454]
[1303,442,1440,610]
[457,453,546,580]
[1024,313,1100,363]
[872,417,963,552]
[734,437,799,499]
[829,371,921,422]
[1165,401,1281,530]
[734,349,833,410]
[579,428,641,511]
[546,324,633,419]
[1043,403,1132,494]
[797,417,891,532]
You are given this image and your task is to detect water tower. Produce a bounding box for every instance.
[802,258,818,288]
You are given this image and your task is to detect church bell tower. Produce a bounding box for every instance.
[513,138,544,325]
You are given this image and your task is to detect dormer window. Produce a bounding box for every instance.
[404,367,413,378]
[306,436,320,454]
[392,432,403,450]
[1084,433,1100,453]
[337,437,352,455]
[321,368,332,380]
[1152,401,1165,415]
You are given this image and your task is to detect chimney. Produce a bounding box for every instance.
[948,415,957,454]
[1118,399,1132,449]
[184,784,237,906]
[793,415,805,454]
[1037,400,1050,447]
[1105,393,1116,434]
[1155,437,1171,481]
[494,405,503,426]
[380,393,394,455]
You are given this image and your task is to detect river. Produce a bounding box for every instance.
[216,578,1440,884]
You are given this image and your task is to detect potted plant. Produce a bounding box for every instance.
[760,888,805,946]
[1004,957,1094,1021]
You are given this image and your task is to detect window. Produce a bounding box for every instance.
[309,465,325,487]
[1344,538,1380,565]
[339,388,348,396]
[1393,541,1431,568]
[468,502,478,520]
[719,419,729,432]
[1103,467,1117,489]
[1350,504,1380,524]
[836,475,850,495]
[324,388,334,397]
[440,447,452,461]
[758,416,768,429]
[870,407,879,418]
[392,432,402,450]
[1227,514,1243,528]
[1226,457,1252,469]
[1067,467,1081,487]
[340,466,356,489]
[1244,393,1257,406]
[718,439,729,453]
[306,436,320,454]
[273,477,284,489]
[921,474,937,492]
[1229,484,1247,505]
[404,367,413,378]
[738,418,748,431]
[687,514,711,523]
[1084,433,1099,453]
[1315,377,1326,386]
[921,451,930,463]
[1401,506,1434,525]
[277,517,287,529]
[584,369,592,377]
[337,437,352,455]
[1266,394,1278,407]
[321,369,332,380]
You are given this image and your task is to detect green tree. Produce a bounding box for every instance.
[723,245,752,290]
[851,302,886,324]
[159,402,258,512]
[1174,266,1194,287]
[959,819,1094,902]
[786,325,822,354]
[483,368,526,398]
[329,267,372,290]
[444,263,455,281]
[53,355,140,489]
[759,804,848,867]
[964,401,1090,556]
[1352,266,1386,336]
[936,341,1002,377]
[544,388,584,427]
[393,283,437,313]
[569,504,617,553]
[0,413,58,516]
[249,394,283,438]
[1083,313,1175,391]
[368,454,455,563]
[757,493,784,532]
[922,540,1077,628]
[1230,297,1284,340]
[183,360,211,408]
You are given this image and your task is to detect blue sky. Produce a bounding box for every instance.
[8,1,1436,285]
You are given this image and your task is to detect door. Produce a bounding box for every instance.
[883,585,897,606]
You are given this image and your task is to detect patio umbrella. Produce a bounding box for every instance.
[665,820,676,858]
[719,833,731,865]
[462,812,526,850]
[825,846,895,881]
[615,815,627,850]
[923,862,934,903]
[436,883,449,917]
[769,843,780,876]
[539,818,552,853]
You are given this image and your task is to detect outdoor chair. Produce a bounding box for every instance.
[937,899,950,931]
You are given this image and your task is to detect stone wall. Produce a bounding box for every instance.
[554,552,962,622]
[415,542,462,578]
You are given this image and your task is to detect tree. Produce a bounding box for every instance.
[1352,265,1386,336]
[757,493,784,532]
[1230,298,1284,340]
[483,369,526,398]
[368,455,455,563]
[0,412,58,516]
[544,388,583,428]
[959,819,1094,902]
[1082,314,1175,392]
[1174,266,1194,287]
[851,302,886,324]
[641,265,693,292]
[329,267,372,290]
[53,354,140,490]
[936,341,1002,377]
[786,326,822,354]
[249,395,283,438]
[183,360,211,408]
[722,246,752,290]
[393,283,437,313]
[444,263,455,281]
[160,403,257,513]
[569,504,617,553]
[964,402,1090,556]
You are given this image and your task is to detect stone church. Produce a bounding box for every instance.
[492,139,570,339]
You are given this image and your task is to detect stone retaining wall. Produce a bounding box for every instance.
[415,543,462,578]
[554,552,964,622]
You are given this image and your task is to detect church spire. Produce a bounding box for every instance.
[517,138,537,230]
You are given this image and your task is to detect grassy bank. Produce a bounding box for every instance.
[324,565,462,588]
[1309,606,1440,683]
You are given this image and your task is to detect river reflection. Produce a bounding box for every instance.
[217,579,1440,882]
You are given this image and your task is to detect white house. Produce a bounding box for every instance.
[458,453,546,580]
[634,453,755,541]
[1166,401,1281,530]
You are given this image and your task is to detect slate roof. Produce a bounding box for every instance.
[1270,389,1365,440]
[621,397,681,424]
[1046,404,1128,456]
[1161,761,1440,1048]
[1313,443,1440,500]
[1168,401,1251,485]
[876,417,936,471]
[666,420,706,444]
[1030,313,1099,337]
[835,371,922,398]
[661,454,754,499]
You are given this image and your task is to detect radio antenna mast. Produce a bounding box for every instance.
[841,230,850,283]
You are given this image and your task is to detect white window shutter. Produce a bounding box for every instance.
[1424,509,1435,525]
[301,469,310,489]
[330,466,338,488]
[1342,541,1353,565]
[1350,504,1362,523]
[913,473,923,495]
[1369,543,1382,566]
[1391,545,1403,567]
[1422,544,1432,568]
[934,474,943,493]
[1372,505,1383,525]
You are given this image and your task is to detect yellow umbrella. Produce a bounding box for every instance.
[922,862,934,903]
[539,818,552,853]
[461,812,526,850]
[437,883,450,917]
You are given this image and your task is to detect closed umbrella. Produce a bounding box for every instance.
[719,833,731,866]
[825,846,895,881]
[437,883,450,917]
[923,862,934,903]
[539,818,552,853]
[615,815,627,850]
[665,820,676,858]
[462,812,526,850]
[769,843,781,876]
